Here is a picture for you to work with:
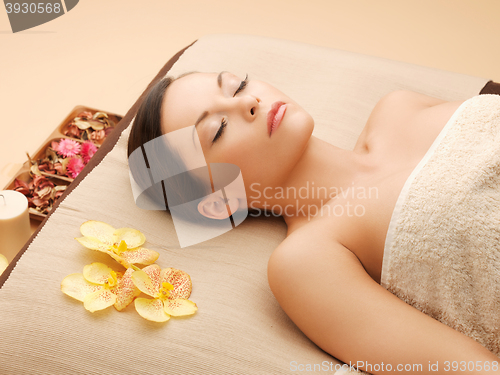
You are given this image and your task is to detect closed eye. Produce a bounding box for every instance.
[212,117,227,144]
[212,74,249,145]
[234,73,248,96]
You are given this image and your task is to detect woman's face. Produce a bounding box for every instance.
[161,72,314,196]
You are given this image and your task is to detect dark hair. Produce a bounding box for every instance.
[127,73,222,226]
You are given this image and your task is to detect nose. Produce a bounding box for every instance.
[231,95,260,122]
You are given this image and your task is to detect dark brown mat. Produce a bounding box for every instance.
[480,80,500,95]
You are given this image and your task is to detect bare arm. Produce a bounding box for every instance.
[268,224,500,375]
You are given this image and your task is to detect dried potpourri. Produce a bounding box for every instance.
[26,139,98,181]
[17,136,100,216]
[63,110,116,144]
[27,146,68,180]
[13,174,67,216]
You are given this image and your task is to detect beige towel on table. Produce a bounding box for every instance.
[381,94,500,355]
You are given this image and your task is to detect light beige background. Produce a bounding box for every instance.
[1,0,499,190]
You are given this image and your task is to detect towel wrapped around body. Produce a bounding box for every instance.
[381,94,500,355]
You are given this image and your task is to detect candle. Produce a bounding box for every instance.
[0,190,31,263]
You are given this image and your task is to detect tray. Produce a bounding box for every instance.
[4,105,123,221]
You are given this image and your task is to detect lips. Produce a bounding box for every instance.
[267,101,287,136]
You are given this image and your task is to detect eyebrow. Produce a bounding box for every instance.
[192,71,226,145]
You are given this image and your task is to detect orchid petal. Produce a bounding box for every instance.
[75,236,109,252]
[134,298,170,322]
[75,238,129,268]
[61,273,102,302]
[0,254,8,276]
[161,268,192,299]
[142,264,162,291]
[131,265,160,297]
[120,247,160,266]
[83,289,117,312]
[113,228,146,249]
[113,268,141,311]
[80,220,115,245]
[83,262,116,286]
[163,298,198,317]
[105,250,131,269]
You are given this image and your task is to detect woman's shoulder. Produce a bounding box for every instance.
[355,90,455,155]
[375,90,448,111]
[278,210,353,263]
[365,90,447,130]
[268,216,353,282]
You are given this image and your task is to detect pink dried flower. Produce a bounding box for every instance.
[81,141,98,164]
[66,157,85,179]
[56,139,81,158]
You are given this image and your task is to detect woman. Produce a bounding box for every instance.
[128,71,500,374]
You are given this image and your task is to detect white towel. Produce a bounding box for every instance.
[381,94,500,355]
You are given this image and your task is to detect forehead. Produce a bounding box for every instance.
[161,72,218,134]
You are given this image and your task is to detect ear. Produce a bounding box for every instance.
[197,195,240,220]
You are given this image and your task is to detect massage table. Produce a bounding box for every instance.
[0,33,497,374]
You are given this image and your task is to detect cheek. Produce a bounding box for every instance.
[211,139,270,178]
[223,141,263,166]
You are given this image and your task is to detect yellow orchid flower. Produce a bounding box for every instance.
[61,262,140,312]
[0,254,8,276]
[75,220,159,268]
[131,265,197,322]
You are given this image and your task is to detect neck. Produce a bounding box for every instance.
[247,136,374,223]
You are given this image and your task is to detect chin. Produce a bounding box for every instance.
[279,112,314,161]
[304,112,315,135]
[292,110,314,141]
